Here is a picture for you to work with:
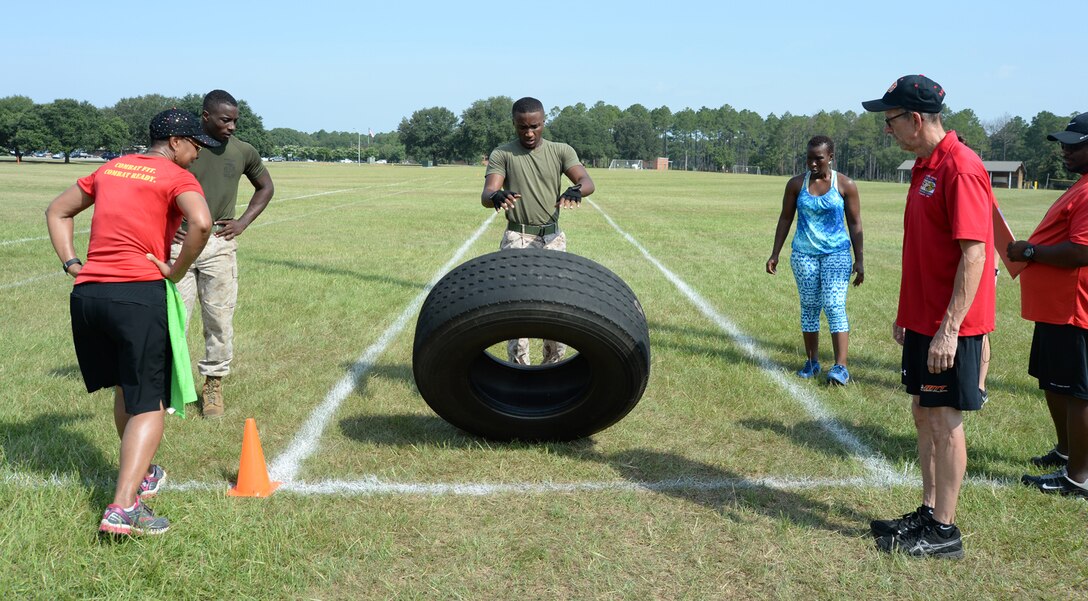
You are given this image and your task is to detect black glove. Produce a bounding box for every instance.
[490,190,515,209]
[559,184,582,203]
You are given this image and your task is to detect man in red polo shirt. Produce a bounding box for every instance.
[862,75,996,559]
[1009,112,1088,499]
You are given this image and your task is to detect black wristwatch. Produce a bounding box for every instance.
[1023,244,1036,261]
[63,257,82,273]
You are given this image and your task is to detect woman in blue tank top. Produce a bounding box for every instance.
[767,136,865,385]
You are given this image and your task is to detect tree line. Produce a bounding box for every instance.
[0,93,1076,185]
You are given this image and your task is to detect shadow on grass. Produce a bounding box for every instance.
[738,417,1029,484]
[340,413,496,447]
[48,364,82,379]
[335,362,415,392]
[337,413,867,535]
[251,257,424,291]
[0,413,114,508]
[647,320,904,379]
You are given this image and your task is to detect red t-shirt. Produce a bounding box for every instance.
[74,155,204,284]
[1020,174,1088,327]
[897,132,996,337]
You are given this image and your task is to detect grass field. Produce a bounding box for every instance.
[1,159,1087,599]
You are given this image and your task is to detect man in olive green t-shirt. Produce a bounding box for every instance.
[481,96,595,365]
[170,89,275,418]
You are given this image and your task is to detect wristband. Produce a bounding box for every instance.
[63,257,82,273]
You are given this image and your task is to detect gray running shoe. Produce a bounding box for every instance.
[138,464,166,498]
[99,499,170,536]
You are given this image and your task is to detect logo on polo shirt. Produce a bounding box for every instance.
[919,175,937,197]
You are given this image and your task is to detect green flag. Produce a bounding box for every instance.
[166,280,196,417]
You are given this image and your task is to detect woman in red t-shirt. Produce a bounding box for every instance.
[45,109,216,536]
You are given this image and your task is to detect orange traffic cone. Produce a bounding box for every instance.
[227,418,281,497]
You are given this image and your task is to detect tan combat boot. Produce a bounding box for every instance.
[201,376,225,419]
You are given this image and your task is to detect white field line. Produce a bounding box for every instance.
[0,229,89,247]
[0,187,373,248]
[3,469,1024,496]
[267,210,498,483]
[0,271,64,290]
[586,198,907,486]
[0,184,428,291]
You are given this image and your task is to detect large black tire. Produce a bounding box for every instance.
[412,249,650,441]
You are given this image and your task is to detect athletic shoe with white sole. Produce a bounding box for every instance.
[796,359,821,379]
[870,505,933,538]
[1030,447,1069,469]
[99,499,170,536]
[138,464,166,498]
[876,522,964,559]
[1024,470,1088,499]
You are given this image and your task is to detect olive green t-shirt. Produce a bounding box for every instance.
[485,138,580,226]
[188,136,266,222]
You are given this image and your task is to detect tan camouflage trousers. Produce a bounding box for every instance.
[499,229,567,365]
[170,235,238,377]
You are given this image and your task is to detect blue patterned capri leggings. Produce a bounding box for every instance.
[790,249,852,333]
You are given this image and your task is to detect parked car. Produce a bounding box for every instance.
[51,152,65,159]
[101,152,121,161]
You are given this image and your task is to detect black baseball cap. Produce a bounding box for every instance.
[149,109,220,147]
[1047,113,1088,145]
[862,75,946,113]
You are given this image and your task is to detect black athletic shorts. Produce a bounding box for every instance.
[70,280,170,415]
[1029,322,1088,400]
[901,329,986,411]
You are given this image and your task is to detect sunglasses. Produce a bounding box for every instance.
[182,137,202,154]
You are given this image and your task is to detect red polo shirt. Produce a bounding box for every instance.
[1021,174,1088,327]
[897,131,996,337]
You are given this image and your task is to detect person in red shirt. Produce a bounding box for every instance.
[862,75,996,560]
[45,109,216,535]
[1008,112,1088,499]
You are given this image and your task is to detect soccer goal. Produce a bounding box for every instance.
[731,165,761,175]
[608,159,643,170]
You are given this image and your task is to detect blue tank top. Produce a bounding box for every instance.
[791,170,851,255]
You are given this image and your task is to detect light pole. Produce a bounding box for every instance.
[357,132,361,164]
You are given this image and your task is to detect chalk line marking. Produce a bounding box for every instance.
[0,182,438,291]
[586,198,905,486]
[0,187,370,248]
[3,469,1022,497]
[267,210,498,483]
[0,229,89,247]
[0,272,64,290]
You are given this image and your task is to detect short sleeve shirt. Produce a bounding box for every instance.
[187,136,266,223]
[485,139,581,226]
[897,131,996,337]
[1020,174,1088,327]
[75,155,204,283]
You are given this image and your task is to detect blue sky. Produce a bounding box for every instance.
[7,1,1083,134]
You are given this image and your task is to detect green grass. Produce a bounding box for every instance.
[2,160,1087,599]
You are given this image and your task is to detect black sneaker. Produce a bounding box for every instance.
[1030,447,1069,468]
[876,522,964,560]
[1021,467,1066,487]
[1025,471,1088,499]
[869,505,933,538]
